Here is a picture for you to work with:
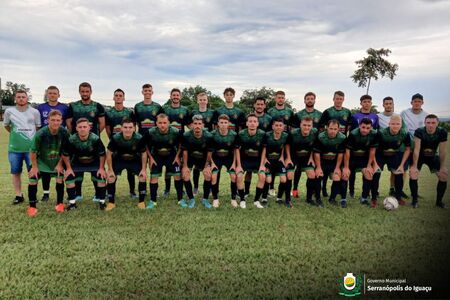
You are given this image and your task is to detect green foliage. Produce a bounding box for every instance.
[439,121,450,131]
[351,48,399,94]
[0,81,32,106]
[163,85,224,110]
[238,86,293,114]
[350,105,380,114]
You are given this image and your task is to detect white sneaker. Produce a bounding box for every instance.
[213,199,220,208]
[231,199,238,208]
[269,189,276,196]
[240,201,246,209]
[253,201,264,209]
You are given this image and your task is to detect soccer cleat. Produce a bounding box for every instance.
[285,200,293,208]
[349,192,355,199]
[436,202,446,209]
[389,187,395,196]
[163,190,170,197]
[244,193,249,199]
[370,199,378,208]
[137,202,146,209]
[99,202,106,210]
[400,191,410,199]
[306,199,316,206]
[261,199,268,207]
[129,192,138,199]
[55,203,65,213]
[328,199,337,206]
[253,201,264,209]
[360,198,369,206]
[75,195,83,202]
[276,198,283,206]
[239,201,246,209]
[201,199,212,209]
[92,196,100,203]
[398,199,406,206]
[66,203,77,211]
[291,189,299,198]
[146,201,157,209]
[178,199,188,208]
[188,198,196,209]
[13,195,24,205]
[322,187,329,198]
[105,203,116,211]
[41,194,50,202]
[316,199,324,208]
[231,199,238,208]
[193,188,199,196]
[27,207,38,217]
[268,189,276,197]
[340,200,347,208]
[212,199,220,208]
[411,201,418,209]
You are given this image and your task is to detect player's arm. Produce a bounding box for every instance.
[207,151,216,170]
[105,124,112,137]
[139,151,147,179]
[284,143,293,167]
[398,146,410,174]
[29,152,39,178]
[342,149,351,178]
[438,140,447,174]
[182,149,190,178]
[98,116,106,133]
[411,137,421,169]
[4,111,11,132]
[106,149,115,177]
[259,147,267,173]
[234,148,243,174]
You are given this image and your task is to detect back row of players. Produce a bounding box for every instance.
[4,83,447,216]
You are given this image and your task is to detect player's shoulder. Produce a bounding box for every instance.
[337,132,347,140]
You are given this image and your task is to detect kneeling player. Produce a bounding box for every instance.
[285,117,319,206]
[342,118,378,207]
[373,115,411,207]
[235,113,266,208]
[106,118,147,211]
[62,118,107,210]
[27,110,68,216]
[409,114,448,208]
[181,115,213,208]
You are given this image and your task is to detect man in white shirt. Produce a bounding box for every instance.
[400,93,428,138]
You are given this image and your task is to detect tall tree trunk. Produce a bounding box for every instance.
[366,77,371,94]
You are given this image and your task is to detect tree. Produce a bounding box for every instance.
[163,85,224,110]
[1,81,32,106]
[238,86,293,114]
[351,48,399,94]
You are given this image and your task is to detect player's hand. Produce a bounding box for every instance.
[210,162,217,171]
[437,167,448,178]
[203,166,212,178]
[372,163,381,173]
[54,164,64,176]
[107,170,116,181]
[394,166,404,175]
[64,168,75,180]
[28,166,39,179]
[139,169,147,180]
[333,168,341,177]
[284,158,292,167]
[149,158,157,168]
[409,166,419,178]
[235,165,243,175]
[182,167,190,179]
[342,167,351,179]
[308,158,315,167]
[97,168,107,179]
[173,156,181,166]
[315,167,323,178]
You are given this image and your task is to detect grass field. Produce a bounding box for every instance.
[0,126,449,299]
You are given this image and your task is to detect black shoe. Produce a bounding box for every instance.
[389,188,395,196]
[285,200,293,208]
[306,199,316,206]
[276,199,283,206]
[400,191,409,199]
[66,203,77,211]
[360,199,369,206]
[436,202,446,209]
[99,202,106,210]
[328,199,337,206]
[340,200,347,208]
[349,191,355,199]
[316,199,324,208]
[41,194,50,202]
[12,195,24,205]
[322,188,329,198]
[261,199,268,207]
[411,201,419,209]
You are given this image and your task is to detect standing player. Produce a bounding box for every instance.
[105,118,147,211]
[284,117,319,206]
[409,114,447,208]
[62,118,107,210]
[141,114,183,209]
[313,120,347,207]
[401,93,429,138]
[208,114,241,208]
[372,115,411,207]
[213,87,246,132]
[134,83,162,135]
[27,110,68,216]
[37,85,69,202]
[235,113,267,208]
[181,115,214,208]
[342,118,378,207]
[105,88,137,199]
[318,91,352,198]
[291,92,322,198]
[4,90,41,204]
[262,118,289,207]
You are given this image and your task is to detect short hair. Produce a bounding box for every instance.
[47,85,59,92]
[389,114,402,122]
[383,96,394,103]
[114,88,125,95]
[142,83,153,89]
[301,116,313,123]
[272,117,284,124]
[76,117,89,125]
[192,114,204,123]
[359,118,373,126]
[254,97,266,103]
[304,92,316,100]
[79,82,92,91]
[425,114,439,121]
[411,93,423,101]
[48,110,62,118]
[218,114,230,121]
[157,113,168,120]
[121,117,134,125]
[275,90,285,97]
[170,88,181,95]
[360,94,372,102]
[14,90,28,97]
[333,90,345,98]
[223,87,235,95]
[247,113,258,120]
[196,92,207,99]
[327,119,340,127]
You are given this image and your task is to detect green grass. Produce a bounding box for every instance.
[0,126,449,299]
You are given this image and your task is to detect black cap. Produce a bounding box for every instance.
[411,93,423,101]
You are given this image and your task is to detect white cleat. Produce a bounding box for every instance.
[213,199,220,208]
[231,199,238,208]
[240,201,246,209]
[253,201,264,209]
[269,189,276,197]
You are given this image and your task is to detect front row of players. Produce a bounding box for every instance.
[26,110,447,216]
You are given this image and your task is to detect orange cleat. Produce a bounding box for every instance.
[27,207,38,217]
[55,203,65,213]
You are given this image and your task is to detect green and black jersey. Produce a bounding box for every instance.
[142,126,181,158]
[346,128,378,159]
[257,113,273,132]
[67,100,105,135]
[191,108,215,131]
[105,107,135,137]
[263,131,288,161]
[237,129,266,161]
[267,106,294,130]
[287,128,317,160]
[162,105,190,133]
[414,127,448,158]
[62,132,106,165]
[134,101,162,135]
[313,131,346,162]
[30,126,69,172]
[181,130,212,161]
[318,106,352,134]
[292,109,322,129]
[107,132,145,162]
[376,128,411,156]
[213,106,246,131]
[210,129,238,160]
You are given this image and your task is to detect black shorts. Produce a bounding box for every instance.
[66,162,106,184]
[151,155,181,178]
[377,152,407,172]
[212,156,235,174]
[349,157,369,172]
[187,157,207,170]
[265,160,286,177]
[321,159,338,178]
[29,171,64,184]
[242,159,262,173]
[287,157,315,173]
[417,156,440,173]
[113,160,142,176]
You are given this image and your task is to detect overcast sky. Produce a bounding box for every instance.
[1,0,450,115]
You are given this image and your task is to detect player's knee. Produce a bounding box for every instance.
[332,174,341,181]
[230,174,236,182]
[258,173,266,183]
[173,176,181,181]
[280,176,286,183]
[306,170,315,179]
